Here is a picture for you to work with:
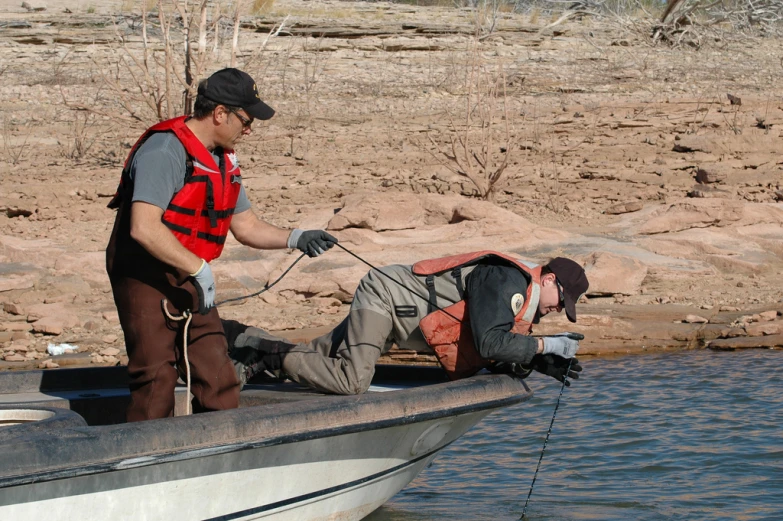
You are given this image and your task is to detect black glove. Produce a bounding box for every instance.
[488,362,533,379]
[530,354,582,386]
[288,229,338,257]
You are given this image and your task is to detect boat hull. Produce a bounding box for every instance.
[0,367,532,520]
[2,411,485,520]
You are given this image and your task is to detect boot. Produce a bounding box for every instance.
[223,320,295,388]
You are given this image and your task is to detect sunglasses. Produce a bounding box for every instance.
[556,280,565,308]
[229,109,253,129]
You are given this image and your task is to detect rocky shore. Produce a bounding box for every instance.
[1,0,781,371]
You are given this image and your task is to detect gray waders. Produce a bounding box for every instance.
[226,263,477,395]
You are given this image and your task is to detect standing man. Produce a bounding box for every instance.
[106,68,337,421]
[228,251,589,395]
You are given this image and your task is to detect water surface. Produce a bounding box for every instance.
[368,350,783,520]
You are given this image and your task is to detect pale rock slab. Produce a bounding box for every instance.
[25,303,80,327]
[605,201,643,215]
[583,252,647,296]
[102,311,120,324]
[2,302,24,315]
[31,318,65,335]
[745,322,783,336]
[328,192,428,231]
[0,273,37,292]
[638,199,744,235]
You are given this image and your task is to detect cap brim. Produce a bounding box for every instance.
[245,100,275,121]
[564,293,577,323]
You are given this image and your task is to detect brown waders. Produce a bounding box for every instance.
[107,207,240,422]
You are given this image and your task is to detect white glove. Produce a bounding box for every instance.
[190,259,216,315]
[541,333,582,359]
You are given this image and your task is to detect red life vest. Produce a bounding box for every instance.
[413,251,541,380]
[109,116,241,262]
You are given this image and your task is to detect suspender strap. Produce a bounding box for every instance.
[451,267,464,299]
[425,275,437,314]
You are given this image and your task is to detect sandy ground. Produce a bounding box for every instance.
[1,0,782,371]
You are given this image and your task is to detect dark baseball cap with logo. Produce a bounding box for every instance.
[197,68,275,121]
[548,257,589,323]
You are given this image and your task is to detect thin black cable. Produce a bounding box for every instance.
[334,243,462,323]
[215,244,565,335]
[519,358,573,519]
[215,245,552,343]
[214,252,307,307]
[213,243,463,321]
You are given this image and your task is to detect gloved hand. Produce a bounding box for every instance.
[530,354,582,386]
[287,229,338,257]
[190,259,216,315]
[488,362,533,379]
[541,332,584,359]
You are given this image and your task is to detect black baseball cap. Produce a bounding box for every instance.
[197,68,275,121]
[547,257,589,323]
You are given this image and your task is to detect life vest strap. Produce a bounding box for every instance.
[451,267,464,299]
[167,204,196,216]
[163,220,191,236]
[201,208,234,219]
[165,205,234,219]
[425,275,437,314]
[197,231,226,245]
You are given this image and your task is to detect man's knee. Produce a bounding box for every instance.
[127,362,178,421]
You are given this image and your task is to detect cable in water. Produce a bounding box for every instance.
[520,358,573,519]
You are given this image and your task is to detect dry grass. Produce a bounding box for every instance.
[57,113,97,160]
[252,0,276,15]
[2,115,33,166]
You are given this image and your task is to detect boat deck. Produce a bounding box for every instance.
[0,365,451,425]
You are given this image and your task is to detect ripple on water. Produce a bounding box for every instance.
[369,350,783,521]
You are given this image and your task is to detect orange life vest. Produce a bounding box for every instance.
[108,116,241,262]
[413,251,541,380]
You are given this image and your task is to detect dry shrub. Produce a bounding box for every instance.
[278,36,328,160]
[65,0,257,125]
[425,39,515,201]
[57,112,97,160]
[472,0,503,38]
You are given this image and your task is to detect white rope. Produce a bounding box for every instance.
[161,299,193,416]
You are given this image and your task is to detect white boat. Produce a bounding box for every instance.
[0,365,532,520]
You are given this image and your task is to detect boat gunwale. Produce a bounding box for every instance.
[0,374,532,488]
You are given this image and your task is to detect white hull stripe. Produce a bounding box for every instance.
[204,444,448,521]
